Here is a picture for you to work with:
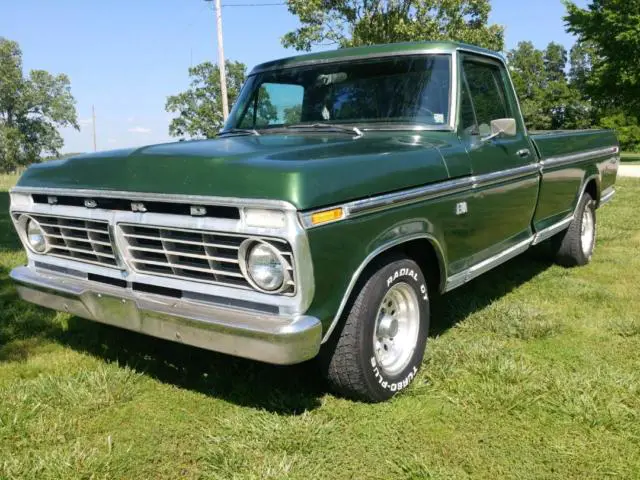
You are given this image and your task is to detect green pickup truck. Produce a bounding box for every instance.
[9,41,619,402]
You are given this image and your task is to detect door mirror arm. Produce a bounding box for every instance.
[481,130,503,143]
[480,118,517,143]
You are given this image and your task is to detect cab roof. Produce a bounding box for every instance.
[251,41,503,74]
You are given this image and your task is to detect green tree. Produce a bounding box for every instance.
[508,41,592,131]
[564,2,640,149]
[568,40,597,93]
[0,38,78,172]
[282,0,504,52]
[283,104,302,124]
[564,40,598,129]
[542,42,575,129]
[544,42,568,82]
[565,0,640,114]
[165,61,246,138]
[600,112,640,151]
[507,41,549,129]
[167,61,279,137]
[252,87,279,128]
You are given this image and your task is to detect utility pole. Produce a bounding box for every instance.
[206,0,229,120]
[92,105,97,152]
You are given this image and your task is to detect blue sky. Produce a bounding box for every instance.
[2,0,588,153]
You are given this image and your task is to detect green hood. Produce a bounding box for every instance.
[18,133,451,211]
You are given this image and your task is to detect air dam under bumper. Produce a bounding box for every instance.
[10,266,322,365]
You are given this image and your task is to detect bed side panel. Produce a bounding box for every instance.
[530,129,619,232]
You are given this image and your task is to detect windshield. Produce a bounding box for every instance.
[224,54,451,132]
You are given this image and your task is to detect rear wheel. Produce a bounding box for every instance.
[321,256,430,402]
[553,192,597,267]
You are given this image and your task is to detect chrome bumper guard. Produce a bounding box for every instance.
[10,266,322,365]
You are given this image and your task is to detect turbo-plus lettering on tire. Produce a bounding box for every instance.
[322,256,430,402]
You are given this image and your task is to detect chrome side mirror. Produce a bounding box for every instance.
[482,118,517,142]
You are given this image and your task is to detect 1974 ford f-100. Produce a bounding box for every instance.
[9,41,619,402]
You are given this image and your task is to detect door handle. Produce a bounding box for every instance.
[517,149,531,159]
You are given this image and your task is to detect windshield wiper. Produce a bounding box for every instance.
[217,128,261,137]
[286,123,363,137]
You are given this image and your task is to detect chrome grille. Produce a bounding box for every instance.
[26,214,117,267]
[119,224,296,293]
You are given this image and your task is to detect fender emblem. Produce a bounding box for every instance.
[456,202,468,216]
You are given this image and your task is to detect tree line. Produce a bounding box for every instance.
[2,1,640,173]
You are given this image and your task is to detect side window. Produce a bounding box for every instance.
[462,60,513,134]
[459,78,477,134]
[239,83,304,128]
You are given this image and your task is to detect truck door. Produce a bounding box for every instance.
[456,54,539,268]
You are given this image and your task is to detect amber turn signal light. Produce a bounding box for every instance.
[311,207,344,226]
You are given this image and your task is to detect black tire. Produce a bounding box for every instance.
[321,256,430,402]
[553,192,597,267]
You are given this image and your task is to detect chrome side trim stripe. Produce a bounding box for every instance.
[540,146,619,170]
[10,186,298,211]
[444,238,533,292]
[531,216,574,245]
[473,163,540,189]
[599,187,616,207]
[302,163,540,228]
[346,177,474,217]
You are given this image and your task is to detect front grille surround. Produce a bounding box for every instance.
[117,223,296,295]
[11,194,305,302]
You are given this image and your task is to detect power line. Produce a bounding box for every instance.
[221,2,285,6]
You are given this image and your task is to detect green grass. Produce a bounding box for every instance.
[0,173,20,191]
[621,152,640,165]
[1,176,640,479]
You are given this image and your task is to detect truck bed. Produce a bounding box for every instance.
[530,129,618,160]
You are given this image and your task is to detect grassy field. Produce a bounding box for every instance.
[621,152,640,165]
[0,173,20,192]
[1,176,639,479]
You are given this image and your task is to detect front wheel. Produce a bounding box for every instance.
[321,256,430,402]
[553,192,597,267]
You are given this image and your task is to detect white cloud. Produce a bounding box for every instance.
[78,117,93,126]
[126,116,135,123]
[128,126,151,134]
[107,138,117,144]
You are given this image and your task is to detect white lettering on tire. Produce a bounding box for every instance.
[386,268,418,287]
[385,269,428,303]
[370,356,418,392]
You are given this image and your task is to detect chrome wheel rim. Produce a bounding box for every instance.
[581,203,595,256]
[373,282,420,376]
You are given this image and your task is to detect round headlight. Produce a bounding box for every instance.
[26,218,47,253]
[242,242,287,292]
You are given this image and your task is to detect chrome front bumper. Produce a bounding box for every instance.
[10,266,322,365]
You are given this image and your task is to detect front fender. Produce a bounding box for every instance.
[304,207,448,342]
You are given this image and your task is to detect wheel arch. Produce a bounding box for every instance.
[578,173,601,210]
[321,233,446,343]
